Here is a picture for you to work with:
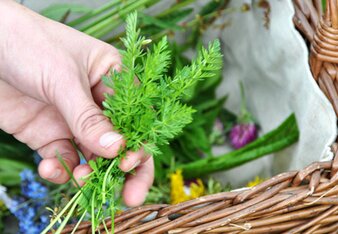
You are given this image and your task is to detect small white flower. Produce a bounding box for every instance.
[141,39,152,45]
[0,185,14,209]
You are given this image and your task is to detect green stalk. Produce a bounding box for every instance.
[82,0,159,38]
[105,3,232,45]
[55,200,79,234]
[179,114,299,178]
[57,152,82,190]
[156,0,197,17]
[182,132,298,178]
[91,189,97,233]
[111,201,115,234]
[70,210,87,234]
[41,190,82,234]
[102,219,109,233]
[102,159,119,204]
[103,0,200,44]
[67,0,124,27]
[79,0,139,32]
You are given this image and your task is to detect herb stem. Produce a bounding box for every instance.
[70,210,87,234]
[55,199,80,234]
[111,201,115,234]
[82,0,159,38]
[102,159,119,204]
[91,189,97,233]
[67,0,124,27]
[41,190,82,234]
[102,219,109,233]
[156,0,197,17]
[79,0,137,31]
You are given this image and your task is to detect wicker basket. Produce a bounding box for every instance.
[61,1,338,233]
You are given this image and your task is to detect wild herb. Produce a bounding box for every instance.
[42,12,222,233]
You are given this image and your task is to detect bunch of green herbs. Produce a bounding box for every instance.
[42,12,222,233]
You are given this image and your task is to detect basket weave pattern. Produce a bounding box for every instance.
[294,0,338,115]
[62,1,338,233]
[63,157,338,233]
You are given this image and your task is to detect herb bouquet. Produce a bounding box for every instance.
[42,12,222,233]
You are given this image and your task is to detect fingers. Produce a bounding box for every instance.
[76,142,94,161]
[73,164,93,186]
[119,147,150,172]
[122,157,154,207]
[92,81,114,108]
[38,139,79,184]
[89,44,121,107]
[54,76,125,159]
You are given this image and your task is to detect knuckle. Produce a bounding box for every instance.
[75,104,107,138]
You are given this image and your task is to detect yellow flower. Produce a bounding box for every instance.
[170,170,205,204]
[190,179,204,199]
[246,176,265,187]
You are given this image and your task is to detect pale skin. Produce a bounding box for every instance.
[0,0,153,207]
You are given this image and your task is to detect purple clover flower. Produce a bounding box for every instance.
[230,123,257,149]
[228,82,258,149]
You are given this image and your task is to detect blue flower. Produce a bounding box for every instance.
[10,197,49,234]
[20,169,48,199]
[20,169,34,182]
[8,170,50,233]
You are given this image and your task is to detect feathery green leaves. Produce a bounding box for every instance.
[103,12,222,156]
[44,11,222,233]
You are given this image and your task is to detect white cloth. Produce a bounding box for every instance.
[203,0,337,186]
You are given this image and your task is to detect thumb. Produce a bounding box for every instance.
[54,76,125,159]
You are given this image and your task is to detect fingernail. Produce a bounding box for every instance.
[128,160,141,172]
[100,132,123,148]
[49,169,61,179]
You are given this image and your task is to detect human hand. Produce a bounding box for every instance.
[0,0,153,207]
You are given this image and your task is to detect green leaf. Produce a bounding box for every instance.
[88,160,98,172]
[41,4,91,21]
[0,158,33,171]
[141,8,193,36]
[179,113,299,178]
[157,144,174,166]
[139,13,183,31]
[153,156,168,184]
[0,171,20,186]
